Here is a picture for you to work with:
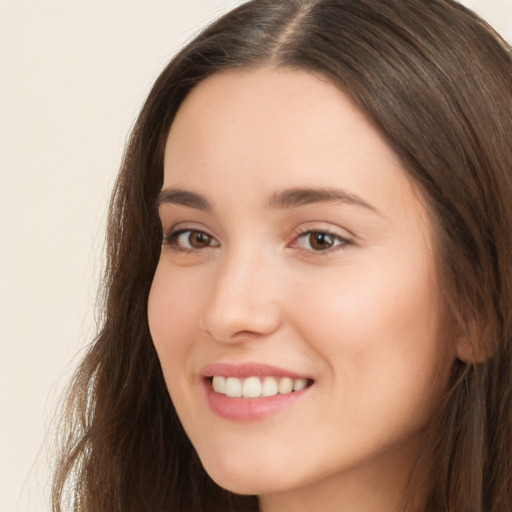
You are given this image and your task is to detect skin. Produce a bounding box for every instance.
[148,68,461,512]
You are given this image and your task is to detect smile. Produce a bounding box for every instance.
[211,375,312,398]
[201,363,314,420]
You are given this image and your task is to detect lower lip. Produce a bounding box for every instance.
[204,380,311,421]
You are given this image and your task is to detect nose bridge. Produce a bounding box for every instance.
[200,242,280,342]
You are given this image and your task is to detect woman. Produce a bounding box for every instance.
[52,0,512,511]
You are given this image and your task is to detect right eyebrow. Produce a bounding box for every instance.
[156,187,211,211]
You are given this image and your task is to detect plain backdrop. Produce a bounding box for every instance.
[1,1,511,510]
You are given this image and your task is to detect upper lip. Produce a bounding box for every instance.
[200,362,311,380]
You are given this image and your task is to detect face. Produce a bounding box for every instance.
[148,68,456,508]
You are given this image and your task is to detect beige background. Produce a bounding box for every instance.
[1,1,511,510]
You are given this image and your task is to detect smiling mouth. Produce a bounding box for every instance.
[209,375,314,399]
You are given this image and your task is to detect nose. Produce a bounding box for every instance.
[200,250,281,344]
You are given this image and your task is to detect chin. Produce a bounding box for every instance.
[200,454,295,496]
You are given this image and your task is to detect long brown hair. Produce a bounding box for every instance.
[52,1,512,510]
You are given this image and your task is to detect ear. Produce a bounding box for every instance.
[454,321,492,364]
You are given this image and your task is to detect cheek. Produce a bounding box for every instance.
[286,251,452,399]
[147,263,202,376]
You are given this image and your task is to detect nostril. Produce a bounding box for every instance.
[199,286,281,343]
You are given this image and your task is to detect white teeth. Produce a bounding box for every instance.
[211,375,310,398]
[225,377,242,397]
[293,378,307,391]
[212,375,226,393]
[262,376,278,397]
[278,377,294,394]
[242,376,262,398]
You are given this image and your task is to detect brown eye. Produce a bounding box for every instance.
[165,229,219,250]
[296,231,347,252]
[188,231,213,248]
[309,232,334,250]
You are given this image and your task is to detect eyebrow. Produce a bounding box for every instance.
[156,186,378,214]
[157,187,211,211]
[266,187,378,212]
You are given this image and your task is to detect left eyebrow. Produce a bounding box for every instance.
[266,187,379,213]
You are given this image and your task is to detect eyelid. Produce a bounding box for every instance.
[288,224,354,254]
[161,220,354,255]
[162,223,220,252]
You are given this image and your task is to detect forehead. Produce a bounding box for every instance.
[163,67,422,219]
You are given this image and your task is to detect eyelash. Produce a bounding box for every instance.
[290,228,351,254]
[162,227,351,255]
[163,228,219,253]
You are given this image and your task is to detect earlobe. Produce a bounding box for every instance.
[454,338,477,364]
[454,322,492,364]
